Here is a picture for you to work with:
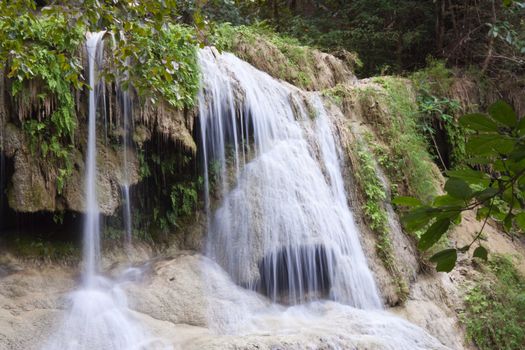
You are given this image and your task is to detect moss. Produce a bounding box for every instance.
[361,77,439,202]
[6,236,80,262]
[411,59,467,168]
[321,84,352,106]
[352,140,408,300]
[212,22,350,90]
[462,255,525,350]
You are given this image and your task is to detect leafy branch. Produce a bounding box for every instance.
[395,100,525,272]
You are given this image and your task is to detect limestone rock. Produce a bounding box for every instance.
[0,254,451,350]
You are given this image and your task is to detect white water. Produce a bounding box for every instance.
[193,48,452,349]
[43,32,169,350]
[82,31,105,285]
[120,88,133,245]
[198,48,382,309]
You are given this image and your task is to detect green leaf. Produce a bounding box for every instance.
[392,196,422,207]
[515,212,525,231]
[509,147,525,161]
[429,249,457,272]
[504,213,514,231]
[466,135,499,155]
[476,207,490,220]
[466,135,515,155]
[418,219,451,251]
[474,187,499,201]
[402,207,438,232]
[488,100,516,127]
[433,195,465,207]
[459,113,498,132]
[446,168,490,186]
[444,178,472,200]
[517,117,525,135]
[473,246,488,261]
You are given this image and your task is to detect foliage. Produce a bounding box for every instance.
[135,145,202,235]
[462,255,525,350]
[364,77,438,201]
[0,1,202,193]
[353,140,408,297]
[354,143,388,232]
[0,5,85,192]
[8,236,79,262]
[227,0,436,76]
[167,181,200,226]
[442,0,525,76]
[211,22,318,88]
[411,59,466,169]
[114,23,200,109]
[206,1,525,79]
[396,101,525,271]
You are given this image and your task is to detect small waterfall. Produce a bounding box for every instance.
[43,32,170,350]
[198,48,382,309]
[119,88,133,245]
[82,31,106,284]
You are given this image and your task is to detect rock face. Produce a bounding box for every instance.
[0,253,452,350]
[231,35,357,91]
[0,121,140,215]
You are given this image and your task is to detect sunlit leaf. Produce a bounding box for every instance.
[418,219,451,251]
[429,248,457,272]
[446,168,490,186]
[515,212,525,231]
[473,246,488,261]
[489,100,516,127]
[445,178,472,200]
[459,113,498,132]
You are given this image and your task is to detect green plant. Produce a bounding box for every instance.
[211,22,318,89]
[396,101,525,271]
[168,181,200,226]
[115,23,200,109]
[411,59,467,169]
[462,255,525,350]
[0,8,85,192]
[365,77,438,201]
[352,141,408,298]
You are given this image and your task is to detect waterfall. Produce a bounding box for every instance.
[198,48,382,309]
[82,31,105,285]
[119,88,133,245]
[43,32,170,350]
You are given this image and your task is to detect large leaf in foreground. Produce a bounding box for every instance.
[430,249,457,272]
[418,219,451,251]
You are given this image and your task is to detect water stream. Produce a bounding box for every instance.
[119,88,133,245]
[35,41,450,349]
[198,47,382,309]
[43,32,169,350]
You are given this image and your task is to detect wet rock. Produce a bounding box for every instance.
[0,122,140,215]
[0,255,451,350]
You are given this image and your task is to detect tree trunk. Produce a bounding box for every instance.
[273,0,280,28]
[436,0,448,55]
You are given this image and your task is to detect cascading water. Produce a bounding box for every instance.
[119,88,133,245]
[198,47,382,309]
[82,31,105,284]
[194,49,452,350]
[43,32,169,350]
